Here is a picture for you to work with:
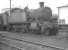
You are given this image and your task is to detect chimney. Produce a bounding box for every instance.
[39,2,44,8]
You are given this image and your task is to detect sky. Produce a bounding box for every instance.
[0,0,68,14]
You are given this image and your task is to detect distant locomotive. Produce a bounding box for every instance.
[0,2,58,36]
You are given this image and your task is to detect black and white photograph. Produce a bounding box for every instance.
[0,0,68,50]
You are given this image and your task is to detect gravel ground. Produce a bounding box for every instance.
[0,31,68,50]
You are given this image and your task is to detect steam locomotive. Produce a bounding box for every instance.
[0,2,58,36]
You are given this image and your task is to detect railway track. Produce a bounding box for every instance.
[0,32,65,50]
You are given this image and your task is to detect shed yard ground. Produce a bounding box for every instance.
[0,31,68,50]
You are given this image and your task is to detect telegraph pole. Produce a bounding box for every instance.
[10,0,11,16]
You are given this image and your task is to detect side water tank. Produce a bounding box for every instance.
[8,8,27,23]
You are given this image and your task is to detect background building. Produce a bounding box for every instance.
[58,6,68,24]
